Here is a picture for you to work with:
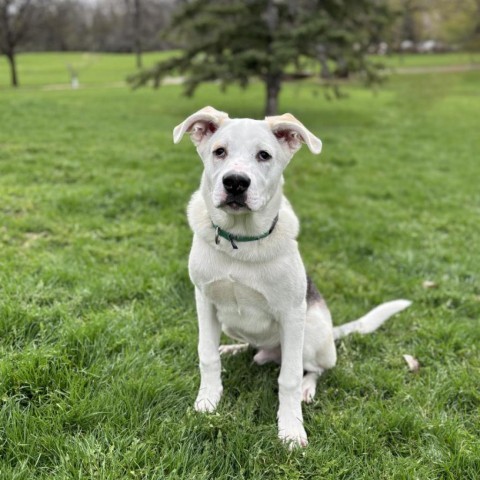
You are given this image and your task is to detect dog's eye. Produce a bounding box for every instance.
[257,150,272,162]
[213,147,227,158]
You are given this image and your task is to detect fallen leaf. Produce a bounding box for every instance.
[403,354,420,372]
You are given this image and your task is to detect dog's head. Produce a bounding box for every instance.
[173,106,322,214]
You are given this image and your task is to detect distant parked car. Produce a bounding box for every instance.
[398,39,451,53]
[400,40,415,52]
[417,40,449,53]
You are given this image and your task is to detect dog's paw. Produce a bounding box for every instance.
[278,415,308,449]
[301,372,320,404]
[194,387,223,413]
[302,384,316,404]
[219,343,249,356]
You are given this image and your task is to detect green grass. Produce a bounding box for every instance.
[1,51,479,90]
[0,51,178,88]
[373,51,480,68]
[0,53,479,478]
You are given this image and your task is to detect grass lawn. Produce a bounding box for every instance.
[1,51,479,90]
[0,53,479,478]
[373,51,480,68]
[0,51,178,88]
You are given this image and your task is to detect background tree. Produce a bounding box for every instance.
[468,0,480,50]
[399,0,422,43]
[34,0,91,52]
[128,0,143,68]
[14,0,175,55]
[88,0,174,54]
[0,0,39,86]
[386,0,480,49]
[129,0,393,115]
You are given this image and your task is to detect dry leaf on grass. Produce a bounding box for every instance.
[403,354,420,372]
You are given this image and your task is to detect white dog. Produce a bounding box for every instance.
[173,106,411,447]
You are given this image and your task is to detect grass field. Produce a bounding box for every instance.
[0,53,479,478]
[0,51,177,88]
[373,51,480,68]
[1,50,479,89]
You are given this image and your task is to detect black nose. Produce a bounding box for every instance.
[222,173,251,195]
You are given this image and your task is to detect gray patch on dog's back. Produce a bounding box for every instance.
[306,275,323,305]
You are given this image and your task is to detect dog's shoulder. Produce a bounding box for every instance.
[187,189,211,235]
[276,196,300,241]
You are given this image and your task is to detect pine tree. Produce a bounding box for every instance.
[130,0,392,115]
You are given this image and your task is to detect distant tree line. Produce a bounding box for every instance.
[5,0,176,53]
[2,0,479,55]
[388,0,480,51]
[0,0,176,86]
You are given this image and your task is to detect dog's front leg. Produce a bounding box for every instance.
[277,304,308,447]
[194,287,223,413]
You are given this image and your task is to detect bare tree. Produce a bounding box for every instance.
[125,0,175,68]
[0,0,37,87]
[124,0,144,68]
[133,0,142,68]
[473,0,480,37]
[34,0,92,52]
[0,0,175,59]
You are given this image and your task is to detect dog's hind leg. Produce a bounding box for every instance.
[219,343,249,356]
[303,301,337,372]
[299,301,337,404]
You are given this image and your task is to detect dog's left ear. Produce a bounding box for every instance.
[266,113,322,155]
[173,106,230,146]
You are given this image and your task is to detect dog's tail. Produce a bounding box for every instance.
[333,299,411,340]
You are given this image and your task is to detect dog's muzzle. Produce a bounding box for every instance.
[222,173,250,210]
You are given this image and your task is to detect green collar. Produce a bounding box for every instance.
[213,215,279,249]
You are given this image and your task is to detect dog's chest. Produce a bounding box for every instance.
[203,278,279,347]
[203,278,266,311]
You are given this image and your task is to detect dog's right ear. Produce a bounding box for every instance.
[266,113,322,155]
[173,106,229,146]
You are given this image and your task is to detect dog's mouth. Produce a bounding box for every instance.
[226,200,248,211]
[221,194,250,211]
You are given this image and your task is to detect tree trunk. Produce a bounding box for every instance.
[264,74,281,116]
[135,47,142,69]
[264,0,280,116]
[6,51,19,87]
[134,0,142,69]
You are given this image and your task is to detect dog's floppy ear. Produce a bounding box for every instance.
[266,113,322,155]
[173,106,230,146]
